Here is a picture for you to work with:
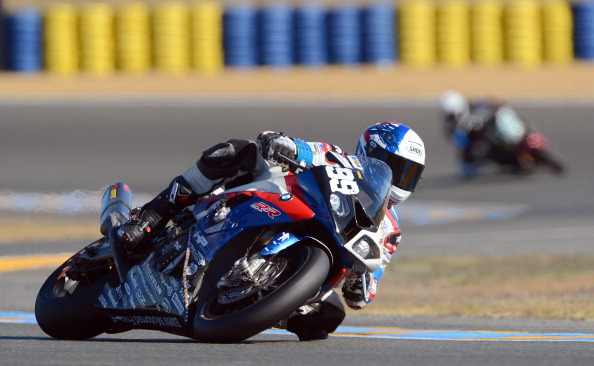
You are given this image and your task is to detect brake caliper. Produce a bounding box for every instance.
[217,255,267,289]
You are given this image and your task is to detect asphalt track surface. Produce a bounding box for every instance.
[1,98,594,365]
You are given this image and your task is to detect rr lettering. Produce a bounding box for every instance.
[251,202,281,219]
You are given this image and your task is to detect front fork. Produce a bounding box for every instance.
[217,231,302,289]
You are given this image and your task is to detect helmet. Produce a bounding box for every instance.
[439,90,468,116]
[356,122,425,205]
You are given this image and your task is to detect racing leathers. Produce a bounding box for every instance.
[114,132,401,320]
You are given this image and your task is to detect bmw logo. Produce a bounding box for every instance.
[279,193,293,201]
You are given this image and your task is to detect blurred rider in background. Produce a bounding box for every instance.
[439,90,545,178]
[113,122,425,340]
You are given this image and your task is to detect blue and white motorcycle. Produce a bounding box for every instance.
[35,155,392,342]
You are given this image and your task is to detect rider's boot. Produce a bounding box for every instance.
[341,272,377,310]
[115,175,199,254]
[284,290,346,341]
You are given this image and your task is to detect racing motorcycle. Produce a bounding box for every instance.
[35,154,392,342]
[452,105,566,178]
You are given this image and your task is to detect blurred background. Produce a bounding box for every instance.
[0,0,592,75]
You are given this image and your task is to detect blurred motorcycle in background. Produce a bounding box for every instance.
[439,90,565,179]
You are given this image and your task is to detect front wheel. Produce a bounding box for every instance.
[193,244,330,343]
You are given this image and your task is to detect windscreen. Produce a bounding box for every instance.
[353,156,392,227]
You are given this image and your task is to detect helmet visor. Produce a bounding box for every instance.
[366,147,424,192]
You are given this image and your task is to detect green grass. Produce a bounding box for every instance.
[3,215,593,320]
[363,254,594,320]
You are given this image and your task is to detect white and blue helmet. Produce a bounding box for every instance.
[356,122,426,204]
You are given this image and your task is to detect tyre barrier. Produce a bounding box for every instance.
[471,0,504,66]
[543,0,573,64]
[398,0,436,68]
[362,2,397,65]
[259,3,293,68]
[191,1,223,74]
[573,1,594,59]
[115,1,151,75]
[6,8,42,72]
[43,3,78,76]
[505,0,542,68]
[294,3,327,67]
[437,0,471,68]
[2,0,593,75]
[327,4,361,65]
[153,1,190,75]
[80,3,114,76]
[223,4,257,68]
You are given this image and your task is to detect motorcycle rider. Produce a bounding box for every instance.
[114,122,425,340]
[439,90,531,178]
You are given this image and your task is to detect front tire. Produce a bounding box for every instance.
[193,244,330,343]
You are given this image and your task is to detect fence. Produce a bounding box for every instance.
[2,0,593,76]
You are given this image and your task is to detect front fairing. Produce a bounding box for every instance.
[190,188,316,261]
[192,190,315,236]
[290,156,392,243]
[189,156,391,263]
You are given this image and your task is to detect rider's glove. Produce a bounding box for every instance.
[115,217,151,252]
[341,272,377,310]
[257,131,297,165]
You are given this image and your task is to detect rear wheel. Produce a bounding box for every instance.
[193,244,330,343]
[35,239,115,340]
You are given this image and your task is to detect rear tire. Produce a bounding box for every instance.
[35,241,115,340]
[193,245,330,343]
[534,149,565,175]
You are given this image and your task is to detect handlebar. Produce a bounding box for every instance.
[272,152,312,174]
